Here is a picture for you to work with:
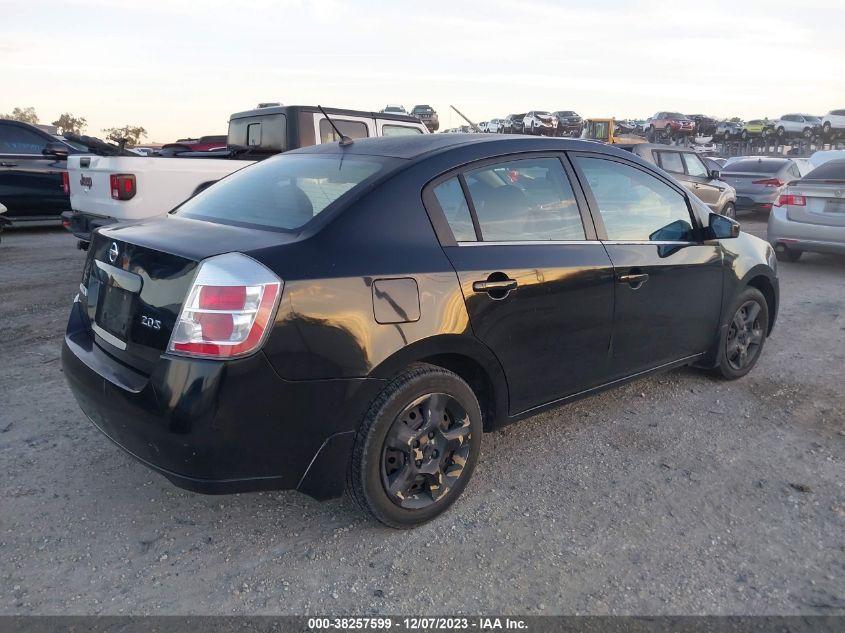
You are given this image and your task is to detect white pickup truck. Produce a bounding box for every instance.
[65,105,427,244]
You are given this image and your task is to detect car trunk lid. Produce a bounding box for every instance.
[79,216,292,374]
[784,181,845,227]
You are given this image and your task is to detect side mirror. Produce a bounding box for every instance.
[709,212,740,239]
[42,141,69,160]
[709,169,721,180]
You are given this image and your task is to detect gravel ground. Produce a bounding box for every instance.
[0,221,843,615]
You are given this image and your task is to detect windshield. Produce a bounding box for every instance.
[665,112,685,119]
[176,153,397,231]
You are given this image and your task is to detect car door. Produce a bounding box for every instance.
[0,122,68,220]
[569,152,724,380]
[426,154,615,414]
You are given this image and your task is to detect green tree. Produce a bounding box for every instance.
[52,113,87,135]
[1,106,39,124]
[101,125,148,147]
[729,117,742,123]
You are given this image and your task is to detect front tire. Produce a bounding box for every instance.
[349,364,483,528]
[716,287,769,380]
[721,202,736,219]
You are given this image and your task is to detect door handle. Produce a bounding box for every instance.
[617,272,649,288]
[473,279,517,292]
[0,162,18,167]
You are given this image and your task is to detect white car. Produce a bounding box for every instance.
[772,114,822,139]
[487,118,504,133]
[477,121,490,133]
[821,109,845,137]
[522,111,557,135]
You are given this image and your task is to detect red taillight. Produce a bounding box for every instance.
[199,286,247,311]
[61,171,70,194]
[168,253,282,360]
[109,174,136,200]
[751,178,784,187]
[776,194,806,207]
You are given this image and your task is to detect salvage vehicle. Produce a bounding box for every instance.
[720,157,801,213]
[552,111,583,137]
[0,118,100,226]
[410,105,439,132]
[647,112,695,139]
[582,118,647,145]
[625,144,737,218]
[768,158,845,261]
[772,114,821,139]
[161,135,227,152]
[821,109,845,138]
[63,105,427,244]
[62,134,779,528]
[740,119,774,140]
[686,114,718,137]
[500,114,526,134]
[523,111,557,135]
[714,121,742,140]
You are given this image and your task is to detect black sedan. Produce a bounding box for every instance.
[62,134,779,527]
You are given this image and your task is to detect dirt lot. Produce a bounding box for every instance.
[1,221,843,615]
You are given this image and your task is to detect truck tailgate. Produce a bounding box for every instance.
[68,155,254,222]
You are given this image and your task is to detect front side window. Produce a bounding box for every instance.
[463,157,585,241]
[574,156,695,242]
[319,119,369,144]
[656,151,684,174]
[683,153,709,177]
[176,153,393,231]
[0,124,46,154]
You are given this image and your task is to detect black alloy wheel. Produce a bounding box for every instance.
[349,364,482,528]
[717,287,769,379]
[381,393,471,510]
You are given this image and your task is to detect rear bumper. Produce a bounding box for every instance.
[736,192,779,210]
[768,206,845,255]
[61,211,116,243]
[62,301,385,499]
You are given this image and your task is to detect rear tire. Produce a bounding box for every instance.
[715,287,769,380]
[349,364,483,528]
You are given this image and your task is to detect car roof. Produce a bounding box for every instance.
[289,134,627,161]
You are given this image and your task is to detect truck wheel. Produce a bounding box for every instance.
[349,364,482,528]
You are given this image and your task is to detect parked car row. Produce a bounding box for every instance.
[472,111,584,137]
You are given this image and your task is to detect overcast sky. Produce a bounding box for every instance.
[2,0,843,142]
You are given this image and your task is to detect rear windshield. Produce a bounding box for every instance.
[175,153,396,231]
[723,159,786,174]
[803,160,845,181]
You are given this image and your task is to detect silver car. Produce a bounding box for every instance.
[624,144,737,217]
[720,157,802,213]
[768,159,845,261]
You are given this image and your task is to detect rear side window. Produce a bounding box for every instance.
[382,125,423,136]
[319,119,368,144]
[574,157,694,242]
[0,124,46,154]
[176,154,393,231]
[432,178,476,242]
[655,151,684,174]
[228,114,286,152]
[463,157,585,241]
